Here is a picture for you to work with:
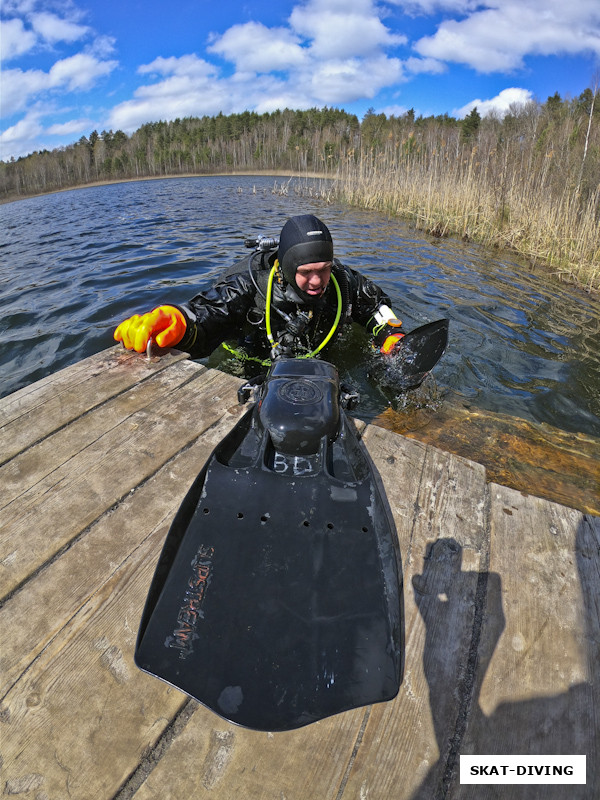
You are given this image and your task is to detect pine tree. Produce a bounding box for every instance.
[461,106,481,141]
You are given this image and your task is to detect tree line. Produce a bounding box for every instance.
[1,108,360,197]
[1,93,597,202]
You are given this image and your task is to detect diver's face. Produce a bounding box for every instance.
[295,262,332,298]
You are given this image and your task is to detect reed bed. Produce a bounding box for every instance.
[333,147,600,292]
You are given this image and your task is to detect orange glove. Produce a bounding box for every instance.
[376,319,404,355]
[114,305,187,353]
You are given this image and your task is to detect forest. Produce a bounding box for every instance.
[1,90,598,289]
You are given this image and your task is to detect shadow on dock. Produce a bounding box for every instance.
[412,519,598,799]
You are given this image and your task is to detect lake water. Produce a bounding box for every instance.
[2,175,600,445]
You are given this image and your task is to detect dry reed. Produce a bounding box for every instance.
[333,147,600,292]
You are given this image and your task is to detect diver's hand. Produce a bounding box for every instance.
[114,305,186,352]
[376,319,404,355]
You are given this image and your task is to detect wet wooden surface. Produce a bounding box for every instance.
[1,347,598,799]
[375,400,600,517]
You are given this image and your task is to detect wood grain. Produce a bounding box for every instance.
[1,347,597,800]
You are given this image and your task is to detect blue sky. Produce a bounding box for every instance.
[1,0,599,160]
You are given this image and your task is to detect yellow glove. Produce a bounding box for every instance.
[114,305,186,353]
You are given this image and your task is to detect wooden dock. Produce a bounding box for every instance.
[1,347,598,800]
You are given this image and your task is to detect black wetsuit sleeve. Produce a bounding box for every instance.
[173,272,257,358]
[343,266,394,333]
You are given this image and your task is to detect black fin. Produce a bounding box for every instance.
[135,359,404,731]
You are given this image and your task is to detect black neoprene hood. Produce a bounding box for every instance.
[278,215,334,286]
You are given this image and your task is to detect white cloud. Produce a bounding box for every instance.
[208,22,307,73]
[207,2,406,73]
[48,53,118,91]
[290,0,406,59]
[138,54,218,80]
[1,67,49,116]
[404,56,446,74]
[109,92,220,132]
[454,87,534,118]
[2,0,47,14]
[379,103,411,117]
[0,105,94,159]
[389,1,481,12]
[109,65,315,132]
[252,90,310,114]
[30,11,89,43]
[109,56,225,130]
[308,55,405,103]
[0,111,44,157]
[85,34,117,59]
[413,1,600,72]
[0,53,118,117]
[1,5,91,62]
[46,117,95,135]
[0,18,37,60]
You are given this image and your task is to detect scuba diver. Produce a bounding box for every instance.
[114,214,406,365]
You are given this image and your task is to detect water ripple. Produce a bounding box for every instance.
[1,175,599,438]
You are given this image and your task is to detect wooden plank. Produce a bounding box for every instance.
[126,704,366,800]
[0,408,245,699]
[0,348,130,421]
[4,347,597,800]
[340,428,489,800]
[454,487,600,800]
[0,346,190,464]
[0,367,242,600]
[0,345,187,424]
[0,522,189,800]
[0,358,204,511]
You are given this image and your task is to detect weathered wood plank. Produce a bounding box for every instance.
[454,487,600,800]
[341,428,489,800]
[3,349,598,800]
[0,346,190,464]
[0,367,242,600]
[127,704,366,800]
[0,523,189,800]
[0,358,204,511]
[0,349,129,421]
[482,487,589,706]
[0,408,245,699]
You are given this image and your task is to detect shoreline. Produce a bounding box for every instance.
[0,170,332,205]
[2,170,597,296]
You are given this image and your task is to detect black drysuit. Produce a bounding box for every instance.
[174,249,393,363]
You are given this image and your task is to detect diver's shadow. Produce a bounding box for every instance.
[410,525,598,800]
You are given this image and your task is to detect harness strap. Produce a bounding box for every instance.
[221,341,271,367]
